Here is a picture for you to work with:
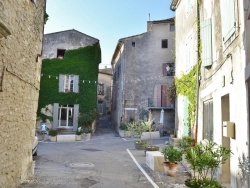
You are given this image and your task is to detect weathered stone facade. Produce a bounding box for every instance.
[111,18,175,134]
[0,0,45,187]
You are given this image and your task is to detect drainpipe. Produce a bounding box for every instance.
[195,0,201,144]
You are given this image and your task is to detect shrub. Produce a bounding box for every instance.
[180,136,195,150]
[48,129,58,136]
[119,123,128,130]
[161,144,183,163]
[184,140,232,187]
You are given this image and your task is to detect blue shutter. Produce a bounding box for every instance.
[74,75,79,93]
[59,74,64,92]
[73,104,79,131]
[221,0,235,42]
[201,18,213,67]
[52,103,59,129]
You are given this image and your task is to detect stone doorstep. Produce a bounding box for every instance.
[56,135,76,142]
[146,151,165,172]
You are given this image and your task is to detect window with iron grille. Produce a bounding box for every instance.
[203,100,213,141]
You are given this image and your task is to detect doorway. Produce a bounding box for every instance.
[58,105,74,127]
[221,94,230,184]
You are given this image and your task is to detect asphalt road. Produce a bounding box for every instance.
[19,115,190,188]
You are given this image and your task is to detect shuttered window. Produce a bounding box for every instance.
[59,74,79,93]
[201,18,213,67]
[203,100,213,141]
[220,0,236,42]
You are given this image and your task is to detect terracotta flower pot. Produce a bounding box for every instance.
[163,161,178,176]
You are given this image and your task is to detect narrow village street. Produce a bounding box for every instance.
[19,115,190,188]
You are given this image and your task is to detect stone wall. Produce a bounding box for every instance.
[0,0,45,187]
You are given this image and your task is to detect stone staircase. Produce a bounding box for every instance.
[57,128,75,135]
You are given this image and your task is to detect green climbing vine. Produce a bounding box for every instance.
[37,44,101,121]
[174,0,202,134]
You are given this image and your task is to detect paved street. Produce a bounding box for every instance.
[19,116,190,188]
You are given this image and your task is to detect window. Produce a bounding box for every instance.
[203,100,213,141]
[220,0,236,42]
[64,75,74,92]
[170,24,175,32]
[162,63,175,76]
[162,39,168,48]
[59,74,79,93]
[153,85,173,108]
[57,49,66,59]
[98,83,104,95]
[132,42,135,47]
[201,19,213,67]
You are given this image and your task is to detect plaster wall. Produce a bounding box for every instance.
[42,29,99,59]
[198,1,248,187]
[174,0,198,138]
[0,0,45,187]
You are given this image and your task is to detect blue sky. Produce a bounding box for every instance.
[44,0,175,68]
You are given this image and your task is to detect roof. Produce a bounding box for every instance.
[147,17,175,24]
[44,29,99,41]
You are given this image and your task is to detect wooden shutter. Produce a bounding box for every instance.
[52,103,59,129]
[162,63,167,76]
[220,0,235,42]
[74,75,79,93]
[59,74,64,92]
[203,100,213,140]
[161,85,167,107]
[183,97,189,136]
[154,85,162,107]
[201,18,213,67]
[73,104,79,131]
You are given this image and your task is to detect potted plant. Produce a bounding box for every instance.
[78,110,97,138]
[161,144,183,176]
[184,140,232,188]
[75,127,82,141]
[48,129,58,142]
[127,121,148,150]
[143,120,160,154]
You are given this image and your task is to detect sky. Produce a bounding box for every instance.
[44,0,175,69]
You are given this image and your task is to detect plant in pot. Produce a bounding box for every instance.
[48,129,58,142]
[78,110,97,138]
[75,127,82,141]
[184,140,232,188]
[161,144,183,176]
[143,120,160,154]
[127,121,148,150]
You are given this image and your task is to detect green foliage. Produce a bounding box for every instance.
[174,65,197,132]
[161,144,183,163]
[44,11,49,24]
[37,44,101,121]
[127,120,151,139]
[48,129,58,136]
[180,136,195,150]
[184,140,232,181]
[185,178,223,188]
[238,154,250,182]
[119,123,128,131]
[78,110,98,132]
[75,130,82,135]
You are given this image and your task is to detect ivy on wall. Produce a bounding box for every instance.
[174,0,202,134]
[37,43,101,121]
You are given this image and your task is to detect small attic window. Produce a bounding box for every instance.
[132,42,135,47]
[57,49,65,59]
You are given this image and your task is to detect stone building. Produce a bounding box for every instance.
[111,18,175,135]
[98,67,112,115]
[0,0,46,187]
[39,29,101,132]
[171,0,250,187]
